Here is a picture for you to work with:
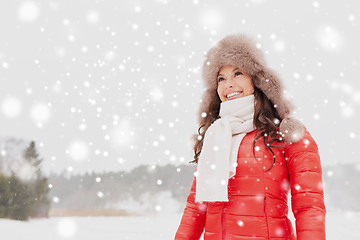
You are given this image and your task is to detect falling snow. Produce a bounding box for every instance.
[18,2,40,22]
[1,96,22,118]
[0,211,357,239]
[0,4,359,237]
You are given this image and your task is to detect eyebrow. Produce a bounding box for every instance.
[217,68,240,76]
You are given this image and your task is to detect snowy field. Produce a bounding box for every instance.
[0,211,359,240]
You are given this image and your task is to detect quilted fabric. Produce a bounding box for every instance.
[175,128,326,240]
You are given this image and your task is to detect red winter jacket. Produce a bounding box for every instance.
[175,128,326,240]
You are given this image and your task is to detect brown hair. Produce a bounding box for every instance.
[191,85,284,172]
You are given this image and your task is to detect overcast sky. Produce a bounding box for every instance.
[0,0,359,174]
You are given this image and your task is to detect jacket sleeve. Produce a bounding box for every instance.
[285,127,326,240]
[174,175,207,240]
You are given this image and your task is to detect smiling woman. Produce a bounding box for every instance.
[216,65,254,102]
[175,34,326,240]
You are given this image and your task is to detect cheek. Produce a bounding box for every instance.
[242,81,254,95]
[246,78,254,92]
[217,85,222,95]
[217,85,225,101]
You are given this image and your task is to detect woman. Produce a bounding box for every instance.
[174,34,326,240]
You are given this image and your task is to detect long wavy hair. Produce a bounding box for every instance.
[191,86,284,171]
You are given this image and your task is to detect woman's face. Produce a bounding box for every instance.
[216,65,254,102]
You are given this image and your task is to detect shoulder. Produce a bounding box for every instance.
[285,126,319,157]
[279,117,305,143]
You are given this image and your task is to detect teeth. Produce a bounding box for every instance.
[227,92,241,98]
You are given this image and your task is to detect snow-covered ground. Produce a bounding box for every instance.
[0,211,359,239]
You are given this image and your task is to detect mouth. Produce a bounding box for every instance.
[225,91,243,100]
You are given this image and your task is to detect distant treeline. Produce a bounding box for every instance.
[48,162,360,213]
[322,163,360,211]
[0,140,50,221]
[48,164,195,213]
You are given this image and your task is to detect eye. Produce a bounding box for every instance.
[217,77,225,82]
[235,71,243,77]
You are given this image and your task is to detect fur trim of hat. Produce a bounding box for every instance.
[200,34,304,143]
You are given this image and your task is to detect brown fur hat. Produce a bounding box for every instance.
[200,34,304,143]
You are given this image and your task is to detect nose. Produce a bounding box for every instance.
[225,78,235,89]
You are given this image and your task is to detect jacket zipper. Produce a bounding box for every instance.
[264,196,270,239]
[222,203,227,240]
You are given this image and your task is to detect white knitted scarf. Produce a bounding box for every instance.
[195,94,255,202]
